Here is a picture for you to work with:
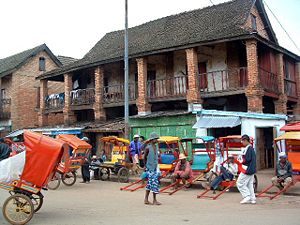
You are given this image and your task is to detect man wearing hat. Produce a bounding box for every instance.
[129,134,142,165]
[172,153,192,189]
[271,152,293,189]
[80,137,91,183]
[205,154,238,192]
[143,132,161,205]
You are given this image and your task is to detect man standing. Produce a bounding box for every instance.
[80,137,91,184]
[237,134,256,204]
[0,138,11,161]
[144,132,161,205]
[271,152,293,189]
[130,134,142,172]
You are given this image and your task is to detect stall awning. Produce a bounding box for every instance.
[193,116,241,129]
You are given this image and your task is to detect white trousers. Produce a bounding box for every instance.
[237,172,255,200]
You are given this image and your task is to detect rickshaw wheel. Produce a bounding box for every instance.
[100,168,110,181]
[47,173,61,190]
[61,171,77,186]
[117,167,129,183]
[253,174,258,193]
[3,194,34,225]
[30,193,44,213]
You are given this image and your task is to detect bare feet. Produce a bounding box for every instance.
[144,200,151,205]
[153,201,162,205]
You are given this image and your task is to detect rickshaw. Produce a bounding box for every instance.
[257,132,300,200]
[160,136,216,195]
[98,136,131,183]
[47,134,92,190]
[121,136,182,192]
[198,135,258,200]
[0,131,68,225]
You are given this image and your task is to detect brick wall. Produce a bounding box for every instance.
[11,51,60,130]
[243,5,270,40]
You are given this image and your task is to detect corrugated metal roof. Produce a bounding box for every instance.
[193,116,241,129]
[198,110,287,120]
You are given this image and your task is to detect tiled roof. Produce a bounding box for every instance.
[0,44,62,78]
[38,0,299,80]
[57,55,78,66]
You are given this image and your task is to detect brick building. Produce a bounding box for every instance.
[0,44,77,136]
[37,0,300,140]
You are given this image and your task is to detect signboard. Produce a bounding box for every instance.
[192,104,203,113]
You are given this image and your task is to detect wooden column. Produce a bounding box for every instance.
[274,53,287,114]
[293,62,300,117]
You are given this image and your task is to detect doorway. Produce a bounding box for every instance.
[256,127,274,170]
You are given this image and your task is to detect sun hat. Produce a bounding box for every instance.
[148,132,159,141]
[279,152,287,158]
[133,134,140,139]
[179,153,187,160]
[92,155,97,159]
[228,154,234,158]
[81,137,89,142]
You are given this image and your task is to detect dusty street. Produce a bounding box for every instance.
[1,176,300,225]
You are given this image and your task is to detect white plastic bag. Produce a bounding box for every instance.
[0,151,26,183]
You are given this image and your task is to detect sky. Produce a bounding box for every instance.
[0,0,299,59]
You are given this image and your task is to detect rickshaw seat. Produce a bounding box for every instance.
[160,154,176,164]
[191,154,210,171]
[288,152,300,171]
[159,164,173,171]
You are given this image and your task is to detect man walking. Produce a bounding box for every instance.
[237,134,256,204]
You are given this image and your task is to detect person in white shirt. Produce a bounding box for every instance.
[205,154,238,191]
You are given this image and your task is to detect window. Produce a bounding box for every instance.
[1,89,6,99]
[39,57,46,71]
[251,14,257,31]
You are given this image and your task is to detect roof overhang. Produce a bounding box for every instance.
[193,116,241,129]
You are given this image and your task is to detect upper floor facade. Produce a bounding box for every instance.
[37,0,300,127]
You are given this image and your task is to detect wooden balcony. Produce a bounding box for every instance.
[103,83,137,107]
[259,67,279,95]
[199,67,248,97]
[285,79,297,99]
[70,88,95,108]
[147,76,187,102]
[45,93,64,112]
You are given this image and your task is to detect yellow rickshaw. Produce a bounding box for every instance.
[99,136,131,183]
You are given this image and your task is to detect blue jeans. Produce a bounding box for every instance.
[210,167,234,190]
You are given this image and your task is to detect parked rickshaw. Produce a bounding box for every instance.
[98,136,131,183]
[198,135,258,200]
[0,131,69,225]
[257,132,300,199]
[121,136,182,192]
[160,136,216,195]
[47,134,92,190]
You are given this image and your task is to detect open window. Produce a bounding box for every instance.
[39,57,46,71]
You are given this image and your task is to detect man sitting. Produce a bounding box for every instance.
[90,155,102,180]
[172,153,192,189]
[204,154,238,192]
[271,152,293,190]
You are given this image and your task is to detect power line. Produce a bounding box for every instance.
[263,0,300,53]
[209,0,215,5]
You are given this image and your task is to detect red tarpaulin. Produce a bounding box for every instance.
[280,122,300,131]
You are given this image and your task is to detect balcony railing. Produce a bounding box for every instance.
[259,67,279,94]
[45,93,64,110]
[103,83,137,104]
[147,76,187,100]
[70,88,95,106]
[285,79,297,98]
[199,67,248,93]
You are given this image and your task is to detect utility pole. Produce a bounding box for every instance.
[124,0,129,139]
